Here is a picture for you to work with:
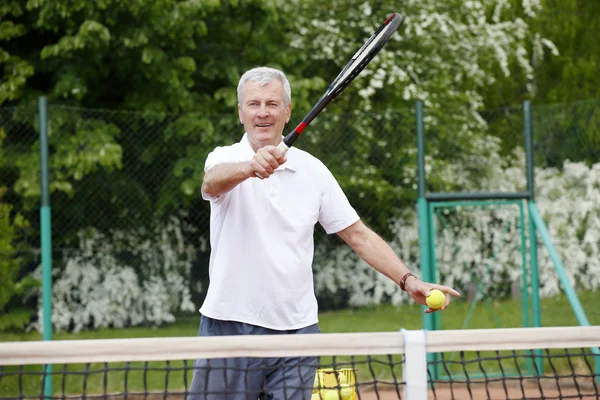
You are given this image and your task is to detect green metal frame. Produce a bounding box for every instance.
[428,199,533,380]
[529,202,600,378]
[415,100,599,383]
[430,199,529,329]
[416,102,439,373]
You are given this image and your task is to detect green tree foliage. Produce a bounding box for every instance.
[526,0,600,169]
[0,128,37,331]
[532,0,600,104]
[1,0,323,212]
[278,0,550,231]
[2,0,592,327]
[483,0,600,167]
[0,1,318,329]
[1,0,553,242]
[483,0,599,106]
[0,1,33,104]
[0,201,36,330]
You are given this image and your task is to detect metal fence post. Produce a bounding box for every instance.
[39,96,53,398]
[415,100,439,381]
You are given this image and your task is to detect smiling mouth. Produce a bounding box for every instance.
[255,123,273,128]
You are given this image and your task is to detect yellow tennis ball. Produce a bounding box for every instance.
[426,289,445,309]
[319,389,341,400]
[336,372,347,385]
[322,373,338,387]
[339,384,353,400]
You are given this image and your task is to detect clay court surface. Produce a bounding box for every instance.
[115,382,598,399]
[96,378,600,400]
[356,380,598,399]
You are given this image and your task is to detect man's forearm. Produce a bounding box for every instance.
[354,230,410,285]
[338,221,411,286]
[203,162,252,197]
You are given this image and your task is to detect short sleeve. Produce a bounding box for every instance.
[318,167,360,234]
[204,146,230,173]
[201,146,235,202]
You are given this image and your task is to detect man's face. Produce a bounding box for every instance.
[238,79,291,151]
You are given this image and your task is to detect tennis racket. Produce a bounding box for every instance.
[278,13,402,154]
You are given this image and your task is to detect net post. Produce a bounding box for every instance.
[401,329,428,400]
[39,96,53,399]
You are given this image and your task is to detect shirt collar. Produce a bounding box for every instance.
[240,133,297,172]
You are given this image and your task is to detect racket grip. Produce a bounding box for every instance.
[254,141,290,179]
[276,140,290,154]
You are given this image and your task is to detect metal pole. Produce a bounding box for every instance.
[529,203,590,327]
[415,101,439,381]
[39,96,53,398]
[523,101,535,199]
[416,101,425,200]
[523,100,542,376]
[518,202,530,330]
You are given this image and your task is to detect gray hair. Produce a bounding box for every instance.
[237,67,292,106]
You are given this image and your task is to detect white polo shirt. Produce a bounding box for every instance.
[200,134,360,330]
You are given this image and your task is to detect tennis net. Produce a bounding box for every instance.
[1,326,599,399]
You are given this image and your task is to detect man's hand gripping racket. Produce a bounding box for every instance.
[255,13,403,178]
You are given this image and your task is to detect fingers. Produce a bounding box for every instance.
[251,146,287,179]
[271,145,288,162]
[424,301,449,314]
[418,282,461,313]
[434,285,461,298]
[441,292,451,311]
[424,284,461,298]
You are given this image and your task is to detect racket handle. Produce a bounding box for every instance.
[254,141,290,179]
[276,140,290,154]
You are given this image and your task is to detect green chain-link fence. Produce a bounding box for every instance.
[1,102,415,331]
[1,99,599,332]
[426,99,600,330]
[532,99,600,326]
[534,99,600,168]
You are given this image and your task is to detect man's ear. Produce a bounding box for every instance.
[238,104,244,125]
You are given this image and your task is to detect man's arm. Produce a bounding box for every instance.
[337,220,460,312]
[203,145,287,198]
[203,162,252,198]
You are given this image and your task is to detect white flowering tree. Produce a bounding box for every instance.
[33,216,197,333]
[7,0,594,330]
[278,0,559,306]
[276,0,556,234]
[314,147,600,308]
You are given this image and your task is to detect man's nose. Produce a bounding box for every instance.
[257,104,269,117]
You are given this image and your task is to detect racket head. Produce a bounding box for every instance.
[328,13,403,99]
[283,13,402,149]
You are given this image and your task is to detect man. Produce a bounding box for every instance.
[189,67,460,400]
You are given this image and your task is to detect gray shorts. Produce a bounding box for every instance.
[188,316,320,400]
